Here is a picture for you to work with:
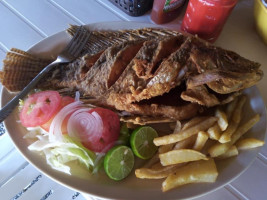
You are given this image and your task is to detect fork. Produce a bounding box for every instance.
[0,25,90,123]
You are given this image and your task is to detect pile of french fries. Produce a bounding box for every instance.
[135,95,265,192]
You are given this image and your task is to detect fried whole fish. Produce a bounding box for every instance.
[0,26,263,122]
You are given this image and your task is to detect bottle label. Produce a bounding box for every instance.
[163,0,185,12]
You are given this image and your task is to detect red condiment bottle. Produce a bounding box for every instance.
[181,0,238,43]
[151,0,186,24]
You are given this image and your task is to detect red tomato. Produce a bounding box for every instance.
[41,96,74,132]
[74,107,120,153]
[20,91,61,127]
[60,96,75,107]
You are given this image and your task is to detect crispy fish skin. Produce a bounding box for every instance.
[81,40,145,98]
[134,37,192,101]
[108,36,188,104]
[132,35,185,79]
[0,27,263,121]
[109,100,200,120]
[188,40,263,94]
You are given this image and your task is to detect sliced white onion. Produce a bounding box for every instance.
[67,108,93,139]
[49,101,83,142]
[67,110,103,143]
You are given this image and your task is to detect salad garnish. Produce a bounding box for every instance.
[20,90,155,180]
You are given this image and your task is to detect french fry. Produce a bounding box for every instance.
[158,143,175,154]
[226,98,238,119]
[154,117,217,146]
[201,139,217,155]
[219,122,239,143]
[182,116,208,131]
[219,95,246,143]
[159,149,208,166]
[174,120,182,132]
[142,153,160,168]
[162,159,218,192]
[208,114,260,157]
[150,162,163,169]
[161,118,202,152]
[193,131,209,151]
[172,117,206,150]
[136,94,262,193]
[135,163,184,179]
[215,108,228,131]
[207,124,222,140]
[169,121,182,132]
[207,142,232,158]
[231,95,246,123]
[173,135,197,150]
[230,114,260,144]
[236,138,265,150]
[216,145,238,160]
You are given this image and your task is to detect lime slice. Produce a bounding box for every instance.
[104,145,134,181]
[130,126,158,159]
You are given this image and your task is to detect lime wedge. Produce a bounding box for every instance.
[130,126,158,159]
[104,145,134,181]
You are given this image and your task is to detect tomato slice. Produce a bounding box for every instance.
[60,96,75,107]
[40,96,75,132]
[82,108,120,152]
[20,91,61,127]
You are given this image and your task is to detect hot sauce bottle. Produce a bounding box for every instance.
[151,0,186,24]
[181,0,238,43]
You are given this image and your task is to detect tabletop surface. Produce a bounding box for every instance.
[0,0,267,200]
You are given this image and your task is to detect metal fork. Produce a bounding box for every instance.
[0,25,90,123]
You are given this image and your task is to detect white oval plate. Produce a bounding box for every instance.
[1,22,267,200]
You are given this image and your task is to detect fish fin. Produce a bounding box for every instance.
[0,48,52,92]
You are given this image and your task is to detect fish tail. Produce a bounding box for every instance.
[0,48,52,92]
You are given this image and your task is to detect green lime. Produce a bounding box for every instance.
[130,126,158,159]
[104,145,134,181]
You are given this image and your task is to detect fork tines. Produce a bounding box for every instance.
[66,25,91,58]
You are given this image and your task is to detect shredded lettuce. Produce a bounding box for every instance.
[28,134,96,175]
[18,99,24,111]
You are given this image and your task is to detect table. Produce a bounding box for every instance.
[0,0,266,200]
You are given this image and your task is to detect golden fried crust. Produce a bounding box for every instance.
[106,95,201,121]
[1,28,263,120]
